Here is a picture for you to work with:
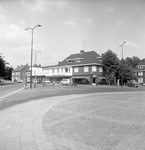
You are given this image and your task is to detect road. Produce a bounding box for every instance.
[0,81,23,98]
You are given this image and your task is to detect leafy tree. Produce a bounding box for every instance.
[5,66,13,80]
[0,55,6,77]
[117,59,135,85]
[126,56,140,69]
[102,49,120,85]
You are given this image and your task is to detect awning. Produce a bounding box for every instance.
[72,76,90,81]
[97,76,106,79]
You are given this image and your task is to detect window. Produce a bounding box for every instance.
[66,59,74,63]
[75,58,83,63]
[74,67,79,72]
[84,66,89,72]
[76,59,81,63]
[138,77,143,83]
[138,65,144,69]
[138,72,143,76]
[65,68,70,73]
[54,69,57,73]
[99,67,103,72]
[67,60,73,63]
[92,66,97,72]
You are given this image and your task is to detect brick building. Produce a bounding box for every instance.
[134,60,145,84]
[12,64,29,82]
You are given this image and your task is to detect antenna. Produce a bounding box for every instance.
[83,41,85,50]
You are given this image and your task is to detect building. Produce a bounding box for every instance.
[26,65,46,83]
[42,50,105,85]
[12,64,29,82]
[134,60,145,84]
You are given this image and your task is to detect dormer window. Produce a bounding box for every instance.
[76,59,81,63]
[96,56,102,61]
[138,65,144,69]
[75,58,83,63]
[66,59,74,63]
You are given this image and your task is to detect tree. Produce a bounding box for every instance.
[117,59,135,85]
[5,66,13,80]
[0,55,6,77]
[126,56,140,69]
[102,49,120,85]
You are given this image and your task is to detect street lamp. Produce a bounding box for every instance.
[33,50,41,66]
[119,41,126,87]
[25,24,42,89]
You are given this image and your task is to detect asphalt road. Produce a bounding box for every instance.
[0,81,23,97]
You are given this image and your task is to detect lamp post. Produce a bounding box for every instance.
[33,50,41,66]
[119,41,126,87]
[25,24,42,89]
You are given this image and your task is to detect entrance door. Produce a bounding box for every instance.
[92,78,96,85]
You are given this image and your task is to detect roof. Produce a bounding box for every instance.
[138,61,145,66]
[57,51,102,67]
[42,65,58,68]
[13,65,28,72]
[134,60,145,71]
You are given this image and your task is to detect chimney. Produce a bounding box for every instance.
[80,50,84,54]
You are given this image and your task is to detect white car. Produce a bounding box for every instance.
[17,79,23,83]
[60,78,71,85]
[0,78,4,82]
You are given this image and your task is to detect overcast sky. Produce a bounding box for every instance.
[0,0,145,68]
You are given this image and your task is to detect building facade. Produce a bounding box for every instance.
[12,64,29,82]
[40,50,105,85]
[134,61,145,85]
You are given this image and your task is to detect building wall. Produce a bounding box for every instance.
[12,65,29,82]
[73,65,103,76]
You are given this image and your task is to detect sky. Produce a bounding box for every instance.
[0,0,145,68]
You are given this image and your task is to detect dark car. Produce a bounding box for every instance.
[127,80,139,88]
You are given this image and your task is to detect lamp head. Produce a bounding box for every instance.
[37,24,42,27]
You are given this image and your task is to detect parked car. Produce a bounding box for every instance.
[60,78,71,85]
[127,80,139,88]
[0,77,4,82]
[17,79,23,83]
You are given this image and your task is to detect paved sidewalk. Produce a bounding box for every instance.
[0,89,145,150]
[0,94,81,150]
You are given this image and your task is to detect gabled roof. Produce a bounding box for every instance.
[57,51,102,67]
[13,65,29,72]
